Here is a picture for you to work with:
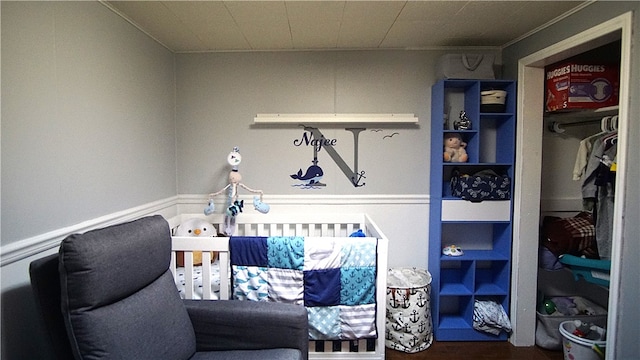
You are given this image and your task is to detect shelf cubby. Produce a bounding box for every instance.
[438,295,474,328]
[440,260,474,295]
[474,260,510,295]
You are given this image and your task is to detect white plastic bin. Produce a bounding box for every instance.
[559,321,606,360]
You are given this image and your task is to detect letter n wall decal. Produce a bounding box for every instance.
[291,126,366,188]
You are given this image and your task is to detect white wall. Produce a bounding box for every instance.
[1,1,177,246]
[1,2,176,358]
[175,50,435,196]
[539,122,601,210]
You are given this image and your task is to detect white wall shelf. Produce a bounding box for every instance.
[254,113,418,125]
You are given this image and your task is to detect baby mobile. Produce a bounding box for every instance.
[204,147,270,235]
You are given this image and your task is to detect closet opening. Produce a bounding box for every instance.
[536,39,622,352]
[511,12,632,359]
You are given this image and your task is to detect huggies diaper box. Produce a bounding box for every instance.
[545,62,619,113]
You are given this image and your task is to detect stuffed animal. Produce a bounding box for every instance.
[572,320,592,338]
[253,195,270,214]
[443,133,468,163]
[204,199,215,215]
[206,147,269,235]
[174,218,218,267]
[226,200,244,217]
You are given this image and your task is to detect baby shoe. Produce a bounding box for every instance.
[442,245,464,256]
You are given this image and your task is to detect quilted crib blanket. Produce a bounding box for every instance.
[230,236,378,340]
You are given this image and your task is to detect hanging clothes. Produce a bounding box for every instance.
[580,129,617,259]
[573,115,618,181]
[572,132,605,181]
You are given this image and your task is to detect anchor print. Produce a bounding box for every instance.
[389,289,410,309]
[385,330,393,341]
[418,321,426,333]
[409,335,419,348]
[416,292,427,307]
[392,321,404,332]
[401,294,411,309]
[403,322,410,333]
[409,309,420,323]
[389,299,401,309]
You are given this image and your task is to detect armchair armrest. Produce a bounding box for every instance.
[184,300,309,360]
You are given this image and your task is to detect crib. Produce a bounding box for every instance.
[167,212,389,360]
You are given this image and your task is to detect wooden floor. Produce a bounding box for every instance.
[385,342,564,360]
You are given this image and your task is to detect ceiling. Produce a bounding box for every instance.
[103,1,590,53]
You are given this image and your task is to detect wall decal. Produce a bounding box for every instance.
[290,160,325,188]
[383,132,400,139]
[291,126,368,188]
[371,128,401,140]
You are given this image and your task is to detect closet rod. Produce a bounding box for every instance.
[548,118,601,133]
[547,106,619,133]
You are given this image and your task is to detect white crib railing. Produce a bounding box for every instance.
[168,213,388,360]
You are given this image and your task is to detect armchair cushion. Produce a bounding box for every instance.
[59,215,197,359]
[59,215,171,307]
[185,300,308,360]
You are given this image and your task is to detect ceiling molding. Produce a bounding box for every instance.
[99,0,174,52]
[501,0,596,49]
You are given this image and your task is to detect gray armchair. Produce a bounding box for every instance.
[30,215,308,360]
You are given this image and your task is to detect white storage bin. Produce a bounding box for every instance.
[481,90,507,112]
[441,200,510,221]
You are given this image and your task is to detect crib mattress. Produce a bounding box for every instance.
[174,260,221,300]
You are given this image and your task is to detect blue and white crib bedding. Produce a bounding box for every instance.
[230,236,378,340]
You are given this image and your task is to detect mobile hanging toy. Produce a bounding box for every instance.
[204,147,269,234]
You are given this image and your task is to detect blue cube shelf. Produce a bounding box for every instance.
[429,79,516,341]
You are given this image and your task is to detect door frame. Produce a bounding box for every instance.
[510,12,632,356]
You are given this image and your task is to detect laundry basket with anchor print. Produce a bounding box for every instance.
[385,267,433,353]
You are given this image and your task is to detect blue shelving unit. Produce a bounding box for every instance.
[429,79,516,341]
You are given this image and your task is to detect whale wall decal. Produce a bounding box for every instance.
[290,164,324,185]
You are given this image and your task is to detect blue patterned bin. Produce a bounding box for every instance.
[450,169,511,202]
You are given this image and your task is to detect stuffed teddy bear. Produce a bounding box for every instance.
[443,133,468,162]
[174,218,218,267]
